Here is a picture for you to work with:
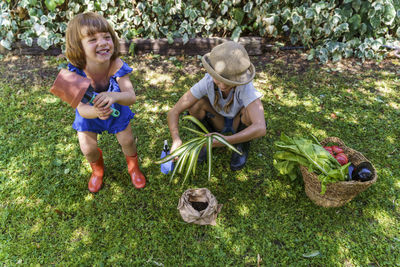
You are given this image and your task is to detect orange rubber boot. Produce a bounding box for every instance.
[125,154,146,189]
[88,148,104,193]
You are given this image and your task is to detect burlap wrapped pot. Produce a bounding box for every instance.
[177,188,222,225]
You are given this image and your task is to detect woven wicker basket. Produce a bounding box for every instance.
[300,137,377,208]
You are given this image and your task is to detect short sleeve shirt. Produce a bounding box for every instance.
[190,73,263,118]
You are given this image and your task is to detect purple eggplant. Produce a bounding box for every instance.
[351,162,374,182]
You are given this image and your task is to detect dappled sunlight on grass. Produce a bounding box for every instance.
[208,176,219,184]
[108,183,127,202]
[142,102,162,113]
[296,121,316,131]
[144,72,174,86]
[30,219,44,234]
[14,195,28,205]
[1,55,399,265]
[385,135,396,145]
[313,129,329,138]
[237,204,250,217]
[41,95,59,104]
[84,194,94,202]
[300,98,318,109]
[374,81,393,94]
[141,157,155,169]
[395,180,400,189]
[373,210,398,229]
[387,101,400,110]
[279,190,294,200]
[56,143,75,154]
[30,84,46,93]
[235,172,249,182]
[212,223,234,247]
[69,227,90,245]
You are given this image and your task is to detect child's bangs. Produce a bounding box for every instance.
[80,17,110,37]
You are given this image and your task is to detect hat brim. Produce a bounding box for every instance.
[201,53,255,86]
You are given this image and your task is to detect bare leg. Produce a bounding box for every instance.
[188,97,225,132]
[116,123,137,156]
[77,131,99,162]
[233,107,251,132]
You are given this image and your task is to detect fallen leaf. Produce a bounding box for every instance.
[54,209,63,216]
[302,250,320,258]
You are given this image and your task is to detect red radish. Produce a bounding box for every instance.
[331,145,344,154]
[324,146,335,156]
[335,153,348,165]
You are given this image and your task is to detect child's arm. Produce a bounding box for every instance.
[168,91,199,152]
[116,75,136,105]
[92,75,136,109]
[76,102,112,120]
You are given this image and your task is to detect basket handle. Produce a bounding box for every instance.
[320,137,346,147]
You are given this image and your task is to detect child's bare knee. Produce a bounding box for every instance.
[118,135,134,148]
[80,144,98,159]
[188,97,208,116]
[240,108,251,126]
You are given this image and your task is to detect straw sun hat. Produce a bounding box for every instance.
[201,41,255,86]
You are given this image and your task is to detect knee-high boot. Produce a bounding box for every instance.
[125,153,146,189]
[88,148,104,193]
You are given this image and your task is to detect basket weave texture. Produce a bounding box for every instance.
[300,137,377,208]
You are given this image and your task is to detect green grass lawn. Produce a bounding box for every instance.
[0,53,399,266]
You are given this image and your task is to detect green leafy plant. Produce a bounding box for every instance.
[1,1,400,62]
[273,133,350,194]
[155,115,242,184]
[45,0,64,11]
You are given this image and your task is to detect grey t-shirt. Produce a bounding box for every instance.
[190,73,263,118]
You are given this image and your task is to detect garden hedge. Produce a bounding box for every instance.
[1,0,400,62]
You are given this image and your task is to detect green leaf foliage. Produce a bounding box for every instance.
[1,1,400,62]
[273,133,350,195]
[155,115,241,184]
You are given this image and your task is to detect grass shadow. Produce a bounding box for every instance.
[0,54,398,266]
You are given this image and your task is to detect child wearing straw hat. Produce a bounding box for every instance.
[167,41,266,171]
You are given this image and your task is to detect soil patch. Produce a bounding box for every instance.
[0,52,398,84]
[190,201,209,211]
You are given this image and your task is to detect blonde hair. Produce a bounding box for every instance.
[213,84,235,113]
[65,12,120,69]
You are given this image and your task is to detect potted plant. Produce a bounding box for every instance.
[155,115,242,184]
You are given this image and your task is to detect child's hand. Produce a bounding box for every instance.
[171,139,183,161]
[94,105,112,120]
[205,132,226,147]
[93,92,116,109]
[171,139,183,153]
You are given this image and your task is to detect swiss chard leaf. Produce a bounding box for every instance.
[273,133,350,195]
[273,160,299,181]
